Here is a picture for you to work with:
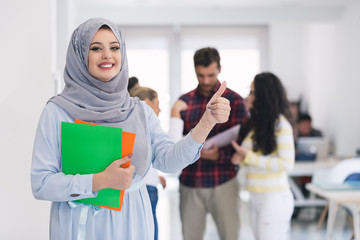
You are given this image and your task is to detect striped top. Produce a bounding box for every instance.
[241,115,295,193]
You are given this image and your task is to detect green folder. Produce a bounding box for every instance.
[61,122,122,207]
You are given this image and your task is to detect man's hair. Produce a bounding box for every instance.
[128,76,139,91]
[193,47,221,68]
[298,113,312,123]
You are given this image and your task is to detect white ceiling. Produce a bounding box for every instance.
[77,0,357,7]
[71,0,358,26]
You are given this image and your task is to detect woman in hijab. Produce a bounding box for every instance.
[231,72,295,240]
[31,18,230,240]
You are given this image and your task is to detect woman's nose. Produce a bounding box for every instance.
[102,49,112,59]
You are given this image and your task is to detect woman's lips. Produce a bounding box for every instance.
[98,63,114,69]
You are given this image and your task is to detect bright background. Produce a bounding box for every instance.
[1,0,360,239]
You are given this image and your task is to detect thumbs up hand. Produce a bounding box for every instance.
[201,81,231,129]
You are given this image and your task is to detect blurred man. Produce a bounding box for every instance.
[173,47,248,240]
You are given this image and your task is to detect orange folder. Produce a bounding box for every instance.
[74,119,136,211]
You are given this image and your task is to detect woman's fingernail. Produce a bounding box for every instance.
[128,154,133,158]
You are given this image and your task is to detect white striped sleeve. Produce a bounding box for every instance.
[243,116,295,173]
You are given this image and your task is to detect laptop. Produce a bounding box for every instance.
[296,137,330,161]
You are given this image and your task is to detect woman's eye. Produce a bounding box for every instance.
[111,46,120,51]
[90,47,101,51]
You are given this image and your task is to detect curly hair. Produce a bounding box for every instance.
[239,72,291,155]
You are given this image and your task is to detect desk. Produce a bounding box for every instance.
[289,159,340,207]
[306,183,360,240]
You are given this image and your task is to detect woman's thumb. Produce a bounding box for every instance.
[113,154,133,168]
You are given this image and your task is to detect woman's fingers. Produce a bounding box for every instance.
[231,153,242,165]
[208,107,231,116]
[207,97,230,123]
[231,140,242,152]
[201,81,230,127]
[208,103,230,113]
[111,154,133,168]
[208,97,230,111]
[102,155,135,190]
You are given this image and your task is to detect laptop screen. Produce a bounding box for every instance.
[296,137,330,161]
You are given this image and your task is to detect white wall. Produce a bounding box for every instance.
[307,2,360,156]
[305,23,340,144]
[336,2,360,156]
[0,0,54,239]
[267,4,360,156]
[268,22,308,101]
[269,7,360,156]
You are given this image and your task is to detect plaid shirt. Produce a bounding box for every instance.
[179,81,248,188]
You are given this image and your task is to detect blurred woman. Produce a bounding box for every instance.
[231,72,295,240]
[129,86,166,240]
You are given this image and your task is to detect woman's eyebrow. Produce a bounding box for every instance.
[90,41,119,46]
[90,42,103,46]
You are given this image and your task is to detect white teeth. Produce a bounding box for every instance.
[100,64,112,68]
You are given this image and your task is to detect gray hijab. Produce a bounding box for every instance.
[50,18,148,176]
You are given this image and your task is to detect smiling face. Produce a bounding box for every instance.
[88,28,122,82]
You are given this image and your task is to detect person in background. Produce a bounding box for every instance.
[297,113,323,137]
[295,112,323,199]
[129,86,166,240]
[169,99,187,142]
[231,72,295,240]
[128,76,186,143]
[128,76,139,91]
[31,18,231,240]
[173,47,248,240]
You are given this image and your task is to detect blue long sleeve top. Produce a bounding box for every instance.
[31,102,202,240]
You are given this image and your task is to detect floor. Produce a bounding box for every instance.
[156,172,353,240]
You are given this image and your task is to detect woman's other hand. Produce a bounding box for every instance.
[231,140,248,165]
[159,176,167,189]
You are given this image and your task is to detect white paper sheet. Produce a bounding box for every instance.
[203,124,240,149]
